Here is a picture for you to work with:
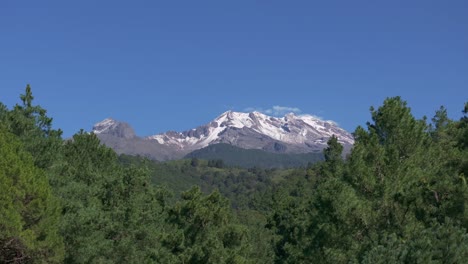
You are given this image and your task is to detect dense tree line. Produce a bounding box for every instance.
[185,143,324,169]
[0,86,255,263]
[1,85,467,263]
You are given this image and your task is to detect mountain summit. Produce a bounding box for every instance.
[92,111,354,161]
[92,118,136,139]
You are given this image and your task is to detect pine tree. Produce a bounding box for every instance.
[322,135,344,177]
[0,84,63,169]
[0,128,64,263]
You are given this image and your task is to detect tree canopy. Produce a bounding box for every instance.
[1,86,467,263]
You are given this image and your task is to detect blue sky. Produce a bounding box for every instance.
[1,0,467,137]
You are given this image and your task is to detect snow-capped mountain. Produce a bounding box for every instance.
[93,118,136,139]
[147,111,353,153]
[92,111,354,160]
[147,111,354,153]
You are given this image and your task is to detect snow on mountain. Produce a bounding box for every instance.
[146,111,354,153]
[92,118,117,134]
[92,118,136,139]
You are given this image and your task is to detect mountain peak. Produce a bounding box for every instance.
[92,118,136,139]
[93,118,117,133]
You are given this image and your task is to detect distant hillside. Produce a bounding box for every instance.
[117,155,297,208]
[185,143,324,168]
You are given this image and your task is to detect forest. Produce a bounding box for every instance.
[1,85,467,263]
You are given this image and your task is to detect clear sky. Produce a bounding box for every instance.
[1,0,467,137]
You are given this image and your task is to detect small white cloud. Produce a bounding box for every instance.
[243,107,259,112]
[270,105,302,116]
[244,105,302,116]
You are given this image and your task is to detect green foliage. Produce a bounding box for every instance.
[266,174,319,263]
[321,135,344,177]
[266,97,468,263]
[51,131,169,263]
[208,159,225,168]
[191,157,200,167]
[119,157,275,209]
[0,84,63,169]
[363,220,468,263]
[186,143,324,168]
[0,128,64,263]
[163,187,250,263]
[2,87,468,263]
[324,135,343,162]
[235,210,275,263]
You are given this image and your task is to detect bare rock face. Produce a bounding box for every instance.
[92,111,354,161]
[92,118,181,160]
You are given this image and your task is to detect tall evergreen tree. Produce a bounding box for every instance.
[0,84,63,169]
[0,128,64,263]
[322,135,344,177]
